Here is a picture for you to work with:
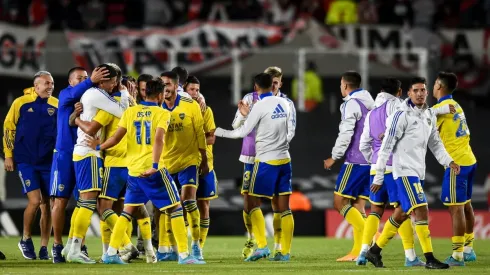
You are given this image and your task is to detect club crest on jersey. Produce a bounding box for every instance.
[47,108,55,116]
[25,180,31,187]
[179,113,185,120]
[426,118,431,126]
[58,184,65,192]
[418,193,424,201]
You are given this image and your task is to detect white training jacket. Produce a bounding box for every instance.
[215,93,295,162]
[331,89,375,160]
[372,98,453,184]
[74,88,129,158]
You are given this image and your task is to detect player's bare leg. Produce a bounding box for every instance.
[51,197,69,246]
[19,189,42,260]
[269,194,293,262]
[242,192,255,259]
[463,202,476,261]
[271,196,282,256]
[333,194,364,261]
[446,205,466,265]
[181,185,201,259]
[39,194,52,259]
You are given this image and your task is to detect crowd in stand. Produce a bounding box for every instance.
[1,0,489,30]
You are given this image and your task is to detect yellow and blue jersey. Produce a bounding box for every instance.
[432,95,476,166]
[161,94,206,174]
[202,106,216,171]
[93,92,127,168]
[119,101,171,177]
[3,89,58,165]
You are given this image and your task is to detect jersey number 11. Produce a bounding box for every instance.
[134,121,152,145]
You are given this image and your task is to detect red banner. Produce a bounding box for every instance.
[326,209,490,239]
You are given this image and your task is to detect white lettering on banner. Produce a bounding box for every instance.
[65,22,287,75]
[0,22,49,78]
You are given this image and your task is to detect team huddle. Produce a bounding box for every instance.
[3,64,296,264]
[324,72,477,269]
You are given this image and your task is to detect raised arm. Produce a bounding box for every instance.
[89,90,126,118]
[427,115,453,167]
[232,94,253,129]
[216,103,262,139]
[331,100,361,160]
[359,111,373,163]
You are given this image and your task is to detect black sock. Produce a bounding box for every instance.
[424,252,435,262]
[370,243,382,254]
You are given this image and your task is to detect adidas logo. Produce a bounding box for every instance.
[27,108,34,112]
[445,197,449,202]
[210,191,215,196]
[271,104,287,119]
[189,179,195,183]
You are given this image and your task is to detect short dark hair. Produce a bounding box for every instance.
[380,77,401,95]
[68,66,86,79]
[122,75,136,87]
[410,76,426,87]
[96,64,118,78]
[145,78,165,99]
[160,71,179,84]
[342,71,361,88]
[254,73,273,90]
[171,66,188,85]
[437,72,458,93]
[137,74,153,84]
[185,75,200,85]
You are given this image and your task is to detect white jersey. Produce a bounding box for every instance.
[373,98,453,184]
[216,92,295,162]
[73,88,129,157]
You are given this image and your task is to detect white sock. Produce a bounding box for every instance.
[71,237,82,254]
[452,251,464,261]
[66,238,73,247]
[158,246,170,253]
[274,243,282,251]
[102,243,109,254]
[361,244,369,253]
[179,252,189,259]
[191,240,200,247]
[107,246,118,256]
[405,249,416,261]
[143,239,153,251]
[171,245,178,252]
[464,246,473,253]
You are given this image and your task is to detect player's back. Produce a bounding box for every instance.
[432,97,476,166]
[254,95,290,162]
[122,103,170,177]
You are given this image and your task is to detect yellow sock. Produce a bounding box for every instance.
[183,200,200,242]
[464,232,474,248]
[243,210,253,239]
[280,210,294,254]
[341,205,365,255]
[126,219,133,239]
[159,212,170,248]
[250,207,267,249]
[273,212,282,251]
[69,205,80,239]
[398,219,414,250]
[100,220,111,246]
[362,213,380,246]
[165,212,176,247]
[452,236,465,260]
[137,217,152,251]
[108,212,132,250]
[414,220,433,253]
[376,216,400,249]
[199,218,210,248]
[171,207,189,254]
[102,209,133,247]
[73,199,96,239]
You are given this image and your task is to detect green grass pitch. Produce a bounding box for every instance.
[0,237,488,274]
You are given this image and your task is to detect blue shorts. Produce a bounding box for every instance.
[125,169,181,210]
[171,165,198,189]
[241,163,254,194]
[441,164,476,206]
[249,161,292,199]
[197,170,218,200]
[100,167,128,201]
[50,150,76,198]
[369,173,398,206]
[396,176,427,214]
[74,156,103,193]
[334,164,370,200]
[17,163,51,195]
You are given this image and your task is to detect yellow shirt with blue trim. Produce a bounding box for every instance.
[432,95,476,166]
[93,95,127,167]
[203,106,216,171]
[118,101,171,177]
[161,94,206,174]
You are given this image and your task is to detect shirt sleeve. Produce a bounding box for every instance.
[178,90,192,99]
[359,111,373,163]
[92,110,113,127]
[156,110,170,132]
[118,89,130,110]
[232,94,253,129]
[89,90,126,118]
[427,113,453,167]
[192,102,206,150]
[331,100,361,160]
[118,109,129,129]
[3,98,22,158]
[216,103,262,139]
[64,79,93,105]
[286,99,296,143]
[374,111,407,183]
[431,103,450,116]
[203,107,216,133]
